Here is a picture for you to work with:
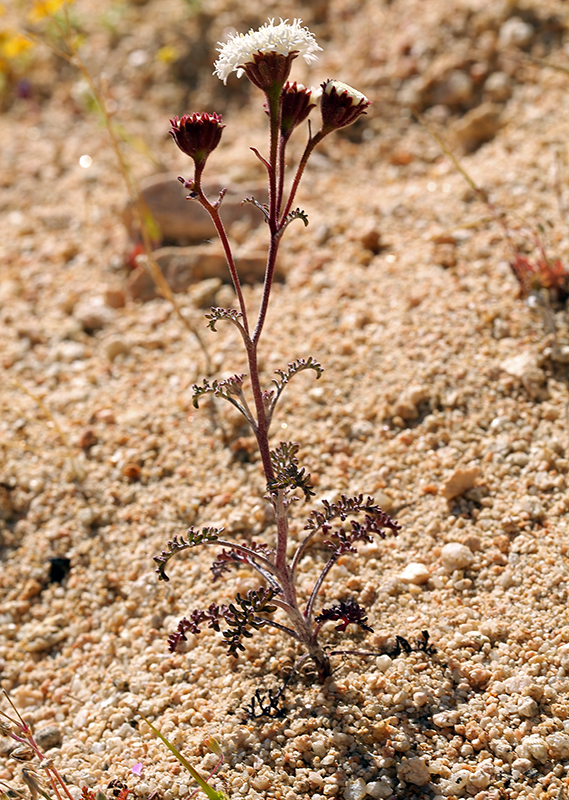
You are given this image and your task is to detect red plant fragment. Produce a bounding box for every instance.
[510,252,569,299]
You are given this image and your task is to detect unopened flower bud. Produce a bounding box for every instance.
[280,82,315,139]
[319,80,370,134]
[10,744,34,762]
[169,113,224,173]
[21,768,46,800]
[204,735,222,755]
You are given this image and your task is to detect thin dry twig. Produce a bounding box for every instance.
[5,375,84,482]
[28,6,212,374]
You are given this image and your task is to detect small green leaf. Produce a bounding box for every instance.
[139,714,228,800]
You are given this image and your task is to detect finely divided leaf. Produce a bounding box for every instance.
[154,527,223,581]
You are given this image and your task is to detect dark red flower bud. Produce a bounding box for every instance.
[280,81,315,139]
[240,51,297,93]
[169,112,224,169]
[319,80,370,134]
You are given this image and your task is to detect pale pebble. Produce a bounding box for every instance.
[440,466,480,500]
[440,542,473,571]
[499,16,534,48]
[517,734,549,764]
[343,777,367,800]
[546,732,569,760]
[365,778,392,799]
[375,655,392,673]
[103,335,130,361]
[437,769,471,796]
[399,562,430,585]
[517,697,538,718]
[396,756,430,786]
[432,709,460,728]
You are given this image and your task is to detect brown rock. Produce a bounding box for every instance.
[35,726,63,750]
[0,484,13,520]
[465,667,492,690]
[123,173,268,246]
[128,245,272,301]
[360,227,382,253]
[453,102,502,152]
[500,351,545,399]
[122,463,142,481]
[103,285,126,309]
[392,385,429,420]
[78,429,98,450]
[441,466,480,500]
[20,579,43,601]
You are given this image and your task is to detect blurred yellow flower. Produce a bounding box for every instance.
[1,32,33,59]
[28,0,75,23]
[157,45,178,64]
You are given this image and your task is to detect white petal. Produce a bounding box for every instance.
[214,18,322,83]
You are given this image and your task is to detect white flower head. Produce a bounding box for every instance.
[214,18,322,84]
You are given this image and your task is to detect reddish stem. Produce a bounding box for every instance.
[279,131,324,226]
[196,195,250,338]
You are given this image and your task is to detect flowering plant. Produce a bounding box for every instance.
[156,19,399,683]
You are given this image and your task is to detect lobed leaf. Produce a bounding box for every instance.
[272,357,323,392]
[266,357,323,421]
[205,306,244,332]
[268,463,315,501]
[192,374,246,409]
[242,196,270,222]
[315,598,373,633]
[221,587,280,657]
[305,493,401,535]
[154,527,223,581]
[270,441,300,472]
[211,541,275,581]
[278,207,309,236]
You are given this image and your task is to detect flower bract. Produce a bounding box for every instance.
[280,81,315,138]
[319,79,370,133]
[214,18,321,84]
[169,112,224,170]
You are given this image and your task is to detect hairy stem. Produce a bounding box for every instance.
[194,190,251,339]
[252,235,281,347]
[252,88,284,347]
[266,86,283,233]
[304,556,338,623]
[290,525,323,579]
[279,131,324,225]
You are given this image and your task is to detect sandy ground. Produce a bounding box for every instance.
[4,0,569,798]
